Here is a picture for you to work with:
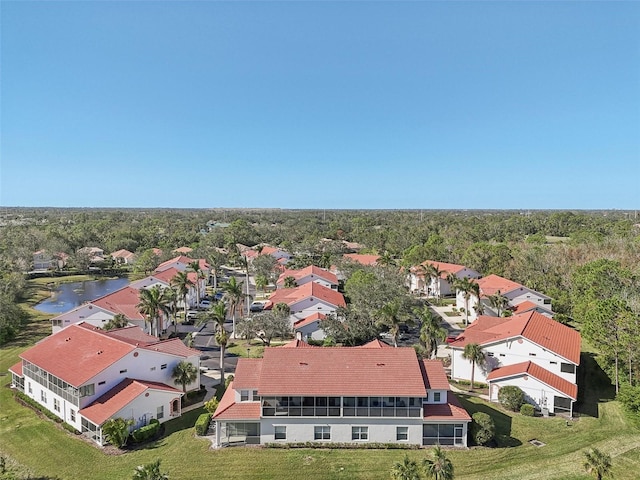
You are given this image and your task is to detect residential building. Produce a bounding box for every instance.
[265,282,346,323]
[10,322,200,446]
[32,250,69,271]
[111,249,135,265]
[409,261,481,297]
[212,339,470,447]
[277,265,339,290]
[449,311,580,415]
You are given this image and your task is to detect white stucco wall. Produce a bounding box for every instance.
[111,388,183,429]
[289,299,338,321]
[489,376,572,414]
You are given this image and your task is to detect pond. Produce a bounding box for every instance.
[34,277,130,314]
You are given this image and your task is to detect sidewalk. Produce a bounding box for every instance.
[449,383,490,401]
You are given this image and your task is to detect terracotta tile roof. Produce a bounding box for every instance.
[412,261,469,279]
[260,246,278,256]
[476,274,523,297]
[231,359,264,390]
[91,286,145,320]
[155,255,194,272]
[99,325,200,357]
[421,360,450,390]
[9,361,22,377]
[100,326,158,345]
[20,323,135,387]
[280,339,319,348]
[152,248,163,256]
[110,249,135,260]
[266,282,346,309]
[358,339,392,349]
[423,393,471,421]
[212,382,261,420]
[80,379,182,425]
[343,253,380,266]
[277,266,338,286]
[449,311,580,364]
[487,361,577,400]
[173,247,193,254]
[139,339,201,358]
[293,313,327,330]
[256,345,428,397]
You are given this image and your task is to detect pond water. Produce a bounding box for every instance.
[34,277,130,314]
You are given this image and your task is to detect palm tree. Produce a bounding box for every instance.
[488,290,509,317]
[390,454,422,480]
[378,250,395,268]
[415,306,447,359]
[423,445,454,480]
[238,254,251,315]
[163,287,179,335]
[222,276,245,338]
[583,448,612,480]
[376,299,410,348]
[283,276,297,288]
[187,260,204,305]
[423,263,442,299]
[103,313,129,331]
[462,343,485,390]
[170,270,193,322]
[172,360,198,393]
[200,302,228,385]
[136,286,171,337]
[132,459,169,480]
[255,274,268,293]
[454,277,478,326]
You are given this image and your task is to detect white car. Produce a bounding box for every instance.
[199,300,212,309]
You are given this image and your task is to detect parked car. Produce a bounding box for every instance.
[446,335,458,344]
[184,310,199,325]
[199,300,212,309]
[250,301,266,312]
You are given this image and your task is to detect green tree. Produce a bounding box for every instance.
[255,274,269,293]
[423,445,454,480]
[136,286,171,337]
[132,459,169,480]
[376,299,411,348]
[462,343,485,390]
[250,310,292,346]
[102,417,134,448]
[488,290,509,317]
[422,263,442,299]
[222,276,246,338]
[170,271,193,325]
[415,306,447,359]
[200,302,228,385]
[454,277,478,326]
[187,260,204,305]
[171,360,198,393]
[103,314,129,331]
[470,412,495,446]
[163,287,179,335]
[283,276,297,288]
[583,448,612,480]
[498,385,525,411]
[390,454,422,480]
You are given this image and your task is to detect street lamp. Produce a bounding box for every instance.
[246,348,250,358]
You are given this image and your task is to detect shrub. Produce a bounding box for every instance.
[14,391,62,423]
[520,404,535,416]
[225,375,234,389]
[195,413,211,436]
[131,421,160,443]
[617,384,640,417]
[204,397,219,414]
[498,385,525,411]
[471,412,495,446]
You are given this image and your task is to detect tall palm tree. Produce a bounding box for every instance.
[454,277,478,326]
[390,454,421,480]
[238,254,251,315]
[488,290,509,317]
[187,260,204,305]
[378,250,395,268]
[132,459,169,480]
[423,445,454,480]
[222,276,245,338]
[376,299,410,348]
[583,448,612,480]
[136,286,171,337]
[462,343,485,390]
[103,313,129,331]
[423,263,442,299]
[163,287,179,335]
[172,360,198,393]
[255,274,268,293]
[283,276,297,288]
[170,270,193,321]
[415,306,447,359]
[200,301,228,385]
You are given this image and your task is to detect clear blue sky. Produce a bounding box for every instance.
[1,1,639,209]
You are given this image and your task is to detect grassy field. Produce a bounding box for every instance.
[1,286,639,480]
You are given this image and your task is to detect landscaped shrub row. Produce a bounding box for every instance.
[194,413,211,436]
[14,391,80,434]
[520,404,535,416]
[131,419,160,443]
[266,442,420,450]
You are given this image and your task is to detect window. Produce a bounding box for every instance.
[561,363,576,374]
[79,384,95,397]
[314,426,331,440]
[352,426,368,441]
[119,369,127,374]
[252,390,259,400]
[499,353,505,357]
[529,353,537,357]
[150,366,156,371]
[274,426,286,440]
[433,392,441,402]
[41,390,47,403]
[161,364,167,370]
[98,381,106,386]
[54,398,60,412]
[396,426,408,441]
[241,390,250,402]
[549,361,557,365]
[487,352,494,357]
[28,382,32,394]
[157,405,164,420]
[70,409,76,422]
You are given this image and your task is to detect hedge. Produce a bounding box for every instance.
[266,442,419,450]
[520,404,535,416]
[131,421,160,443]
[14,391,80,434]
[195,413,211,436]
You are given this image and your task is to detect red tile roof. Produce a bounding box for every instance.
[476,274,523,297]
[98,325,200,357]
[91,286,146,320]
[343,253,380,266]
[21,323,136,387]
[293,313,327,330]
[449,311,580,364]
[266,282,346,309]
[173,247,193,254]
[80,379,182,425]
[280,339,318,348]
[421,360,450,390]
[511,301,540,314]
[212,382,261,420]
[111,249,135,260]
[254,345,429,397]
[412,261,469,279]
[358,339,392,349]
[9,361,22,377]
[487,361,577,400]
[423,393,471,421]
[277,266,338,286]
[231,359,264,390]
[100,325,159,345]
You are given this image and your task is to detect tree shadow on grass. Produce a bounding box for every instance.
[575,352,616,419]
[456,394,522,448]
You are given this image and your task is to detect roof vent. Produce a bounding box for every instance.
[376,363,385,367]
[65,337,71,342]
[299,362,308,366]
[97,350,103,355]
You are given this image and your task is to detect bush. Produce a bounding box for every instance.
[204,397,219,414]
[617,384,640,417]
[14,391,62,423]
[471,412,495,446]
[520,404,535,416]
[131,421,160,443]
[498,385,525,411]
[194,413,211,436]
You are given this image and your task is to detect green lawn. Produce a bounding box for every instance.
[1,338,639,479]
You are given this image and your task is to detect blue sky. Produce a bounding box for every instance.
[1,1,639,209]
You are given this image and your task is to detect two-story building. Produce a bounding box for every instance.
[265,282,346,326]
[10,323,200,446]
[276,265,339,290]
[212,339,470,448]
[409,261,481,298]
